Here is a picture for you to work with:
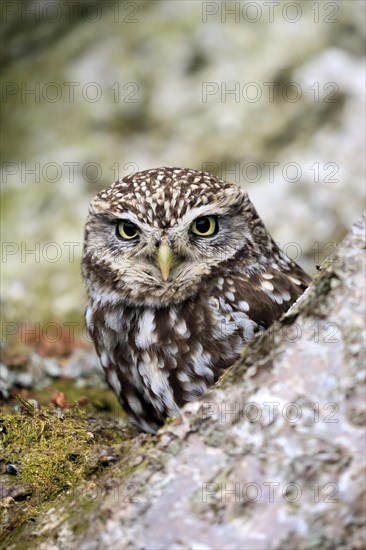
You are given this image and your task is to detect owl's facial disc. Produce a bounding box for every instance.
[83,167,255,305]
[108,206,245,296]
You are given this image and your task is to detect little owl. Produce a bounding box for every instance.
[82,167,310,433]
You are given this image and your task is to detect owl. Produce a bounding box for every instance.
[82,167,310,433]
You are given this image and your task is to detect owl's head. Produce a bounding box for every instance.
[82,167,275,307]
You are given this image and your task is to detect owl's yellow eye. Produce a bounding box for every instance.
[117,221,139,240]
[191,216,217,237]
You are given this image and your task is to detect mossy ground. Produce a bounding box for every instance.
[0,381,140,549]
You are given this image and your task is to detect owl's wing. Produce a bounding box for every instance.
[231,265,310,329]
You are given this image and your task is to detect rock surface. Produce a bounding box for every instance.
[17,215,363,550]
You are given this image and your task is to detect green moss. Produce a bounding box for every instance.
[0,395,136,547]
[2,407,100,498]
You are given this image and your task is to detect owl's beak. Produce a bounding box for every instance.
[157,240,174,281]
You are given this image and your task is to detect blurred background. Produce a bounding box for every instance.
[1,0,365,336]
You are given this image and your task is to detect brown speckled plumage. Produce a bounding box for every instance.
[82,167,310,433]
